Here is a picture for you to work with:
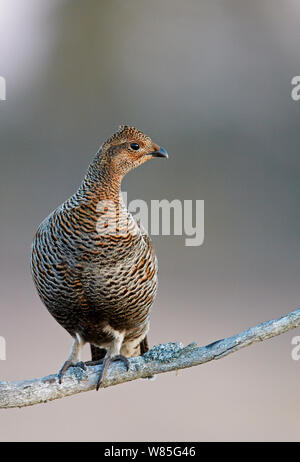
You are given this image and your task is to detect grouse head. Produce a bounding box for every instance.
[99,125,168,176]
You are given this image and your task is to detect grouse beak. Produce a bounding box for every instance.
[149,146,168,159]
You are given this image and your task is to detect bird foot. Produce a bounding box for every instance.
[84,358,105,367]
[58,360,86,384]
[96,354,130,391]
[141,375,156,381]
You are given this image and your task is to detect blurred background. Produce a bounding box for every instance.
[0,0,300,442]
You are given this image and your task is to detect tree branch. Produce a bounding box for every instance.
[1,307,300,409]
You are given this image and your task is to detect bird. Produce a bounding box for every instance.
[31,125,168,389]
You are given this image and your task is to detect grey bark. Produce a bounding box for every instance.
[1,307,299,409]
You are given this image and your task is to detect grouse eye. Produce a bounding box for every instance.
[130,143,140,151]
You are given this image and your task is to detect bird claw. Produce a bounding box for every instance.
[111,355,130,369]
[84,358,105,367]
[58,360,86,384]
[96,354,130,391]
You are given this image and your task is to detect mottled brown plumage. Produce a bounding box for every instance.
[31,125,168,388]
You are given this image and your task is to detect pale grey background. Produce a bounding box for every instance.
[0,0,300,441]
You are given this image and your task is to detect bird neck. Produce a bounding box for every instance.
[78,160,123,203]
